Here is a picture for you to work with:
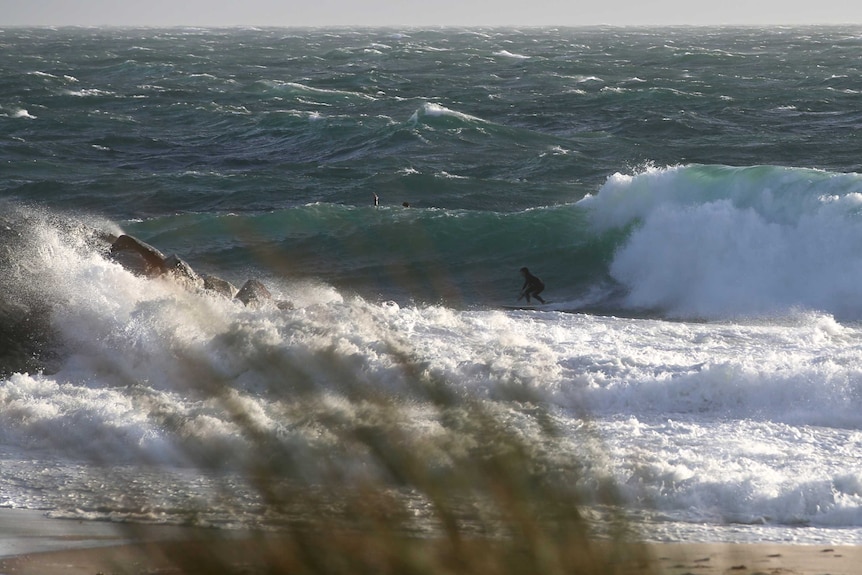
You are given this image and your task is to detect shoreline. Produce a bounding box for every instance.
[0,508,229,559]
[1,509,861,574]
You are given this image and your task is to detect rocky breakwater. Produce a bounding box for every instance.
[107,233,293,310]
[0,214,292,378]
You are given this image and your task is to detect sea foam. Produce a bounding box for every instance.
[579,164,862,319]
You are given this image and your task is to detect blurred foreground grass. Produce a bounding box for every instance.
[116,333,660,575]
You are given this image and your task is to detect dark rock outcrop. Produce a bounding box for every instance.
[202,274,238,299]
[107,233,293,310]
[235,279,272,307]
[109,234,168,277]
[164,254,203,289]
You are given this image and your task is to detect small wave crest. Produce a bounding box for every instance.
[493,49,529,59]
[408,102,486,126]
[4,108,37,119]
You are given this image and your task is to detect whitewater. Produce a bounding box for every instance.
[3,26,862,546]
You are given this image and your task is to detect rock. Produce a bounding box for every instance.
[164,254,203,289]
[109,234,167,276]
[107,235,288,310]
[235,279,272,307]
[202,274,237,298]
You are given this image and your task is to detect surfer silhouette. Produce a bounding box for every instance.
[517,267,546,304]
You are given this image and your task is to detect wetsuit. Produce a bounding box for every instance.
[520,269,546,304]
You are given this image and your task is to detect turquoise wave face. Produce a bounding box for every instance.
[116,163,862,320]
[122,202,610,308]
[9,161,862,322]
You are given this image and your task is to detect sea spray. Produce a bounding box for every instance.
[580,164,862,319]
[5,27,862,547]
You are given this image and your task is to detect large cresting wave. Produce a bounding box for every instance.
[579,164,862,320]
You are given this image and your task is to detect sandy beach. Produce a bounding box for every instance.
[1,509,860,575]
[0,509,282,574]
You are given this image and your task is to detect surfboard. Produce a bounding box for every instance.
[501,301,553,311]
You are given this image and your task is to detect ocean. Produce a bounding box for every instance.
[3,25,862,545]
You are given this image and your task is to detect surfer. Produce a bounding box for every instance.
[517,267,546,304]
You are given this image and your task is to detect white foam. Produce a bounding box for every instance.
[493,49,529,59]
[409,102,485,124]
[62,88,115,97]
[270,80,376,101]
[10,109,36,119]
[579,165,862,319]
[4,208,862,540]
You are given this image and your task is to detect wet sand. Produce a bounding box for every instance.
[645,541,862,574]
[1,509,860,574]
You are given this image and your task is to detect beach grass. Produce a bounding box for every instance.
[1,328,663,574]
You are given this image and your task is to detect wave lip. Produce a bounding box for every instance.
[408,102,487,126]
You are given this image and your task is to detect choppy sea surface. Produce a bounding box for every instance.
[4,25,862,545]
